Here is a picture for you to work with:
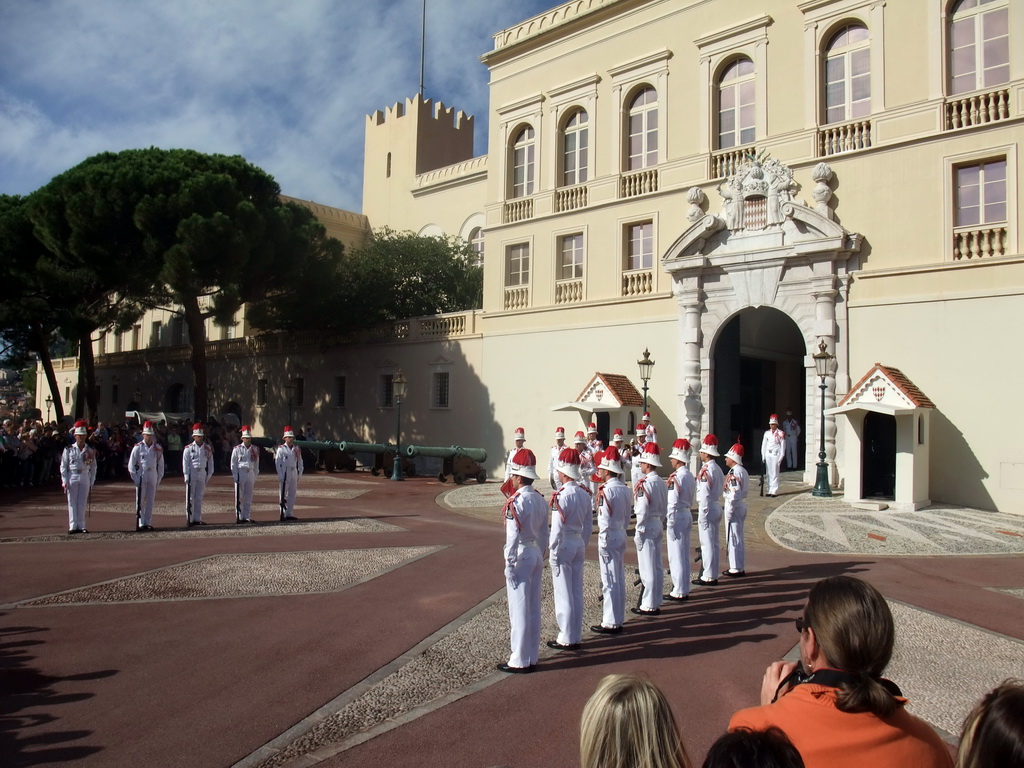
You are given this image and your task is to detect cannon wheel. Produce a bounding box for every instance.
[454,472,466,485]
[476,470,487,483]
[437,472,447,482]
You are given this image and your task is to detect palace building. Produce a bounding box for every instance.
[39,0,1023,512]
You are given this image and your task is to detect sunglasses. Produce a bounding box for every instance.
[795,617,810,634]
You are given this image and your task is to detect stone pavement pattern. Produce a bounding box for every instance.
[1,470,1022,767]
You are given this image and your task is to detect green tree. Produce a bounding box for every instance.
[0,194,69,422]
[29,148,345,422]
[341,227,482,326]
[28,153,168,420]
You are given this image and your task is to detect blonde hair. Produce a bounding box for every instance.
[955,679,1024,768]
[580,673,691,768]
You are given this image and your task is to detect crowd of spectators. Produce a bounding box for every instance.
[0,416,251,488]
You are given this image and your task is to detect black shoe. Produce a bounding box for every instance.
[590,625,623,635]
[144,525,154,531]
[725,570,746,578]
[691,577,718,586]
[68,528,82,535]
[187,521,199,527]
[284,515,298,521]
[546,641,581,651]
[663,594,689,602]
[246,519,257,524]
[631,607,660,616]
[496,663,534,674]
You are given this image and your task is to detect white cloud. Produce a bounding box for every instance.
[0,0,556,210]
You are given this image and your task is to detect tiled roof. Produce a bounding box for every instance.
[595,373,645,408]
[839,364,936,408]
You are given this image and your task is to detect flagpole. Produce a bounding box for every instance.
[419,0,426,98]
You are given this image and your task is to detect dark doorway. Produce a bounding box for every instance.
[712,307,805,474]
[596,412,610,449]
[862,412,896,498]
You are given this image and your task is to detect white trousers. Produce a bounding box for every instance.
[697,503,723,581]
[765,451,782,494]
[279,472,298,517]
[185,476,208,522]
[665,516,692,597]
[598,529,627,628]
[785,437,799,469]
[66,475,91,530]
[136,472,159,527]
[634,519,664,610]
[506,545,543,668]
[725,499,747,572]
[550,534,585,645]
[235,472,255,520]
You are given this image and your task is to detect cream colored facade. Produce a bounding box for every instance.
[39,0,1024,512]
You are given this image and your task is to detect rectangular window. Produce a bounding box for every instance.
[96,385,102,405]
[171,316,186,345]
[505,243,530,286]
[626,222,654,270]
[65,386,70,403]
[132,324,141,350]
[291,377,305,407]
[114,332,123,353]
[98,333,106,355]
[956,159,1007,227]
[333,376,346,407]
[432,371,450,409]
[112,384,119,405]
[381,374,395,408]
[257,378,268,406]
[559,234,584,280]
[150,321,162,347]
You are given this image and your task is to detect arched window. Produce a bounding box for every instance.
[718,57,756,149]
[627,87,658,170]
[824,24,871,124]
[386,152,392,178]
[562,109,589,186]
[469,227,484,267]
[949,0,1009,95]
[511,126,536,198]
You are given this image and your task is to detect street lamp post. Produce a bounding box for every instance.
[812,339,834,498]
[390,372,408,481]
[637,348,655,414]
[45,396,53,422]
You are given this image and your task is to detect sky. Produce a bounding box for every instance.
[0,0,557,213]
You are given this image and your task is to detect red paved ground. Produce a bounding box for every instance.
[1,472,1021,768]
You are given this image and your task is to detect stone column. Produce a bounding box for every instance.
[674,280,704,471]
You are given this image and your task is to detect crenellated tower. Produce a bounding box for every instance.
[362,93,475,230]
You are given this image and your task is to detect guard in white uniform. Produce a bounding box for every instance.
[498,448,548,673]
[503,427,526,482]
[129,420,164,531]
[182,423,215,526]
[61,420,97,534]
[664,438,695,601]
[641,411,658,444]
[547,448,590,650]
[586,423,602,497]
[724,440,750,577]
[629,426,646,489]
[574,431,594,507]
[782,411,801,469]
[760,414,785,496]
[547,427,566,491]
[275,425,303,521]
[230,425,260,523]
[693,435,725,586]
[632,442,667,615]
[592,446,629,634]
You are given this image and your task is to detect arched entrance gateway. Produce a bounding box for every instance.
[661,156,862,489]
